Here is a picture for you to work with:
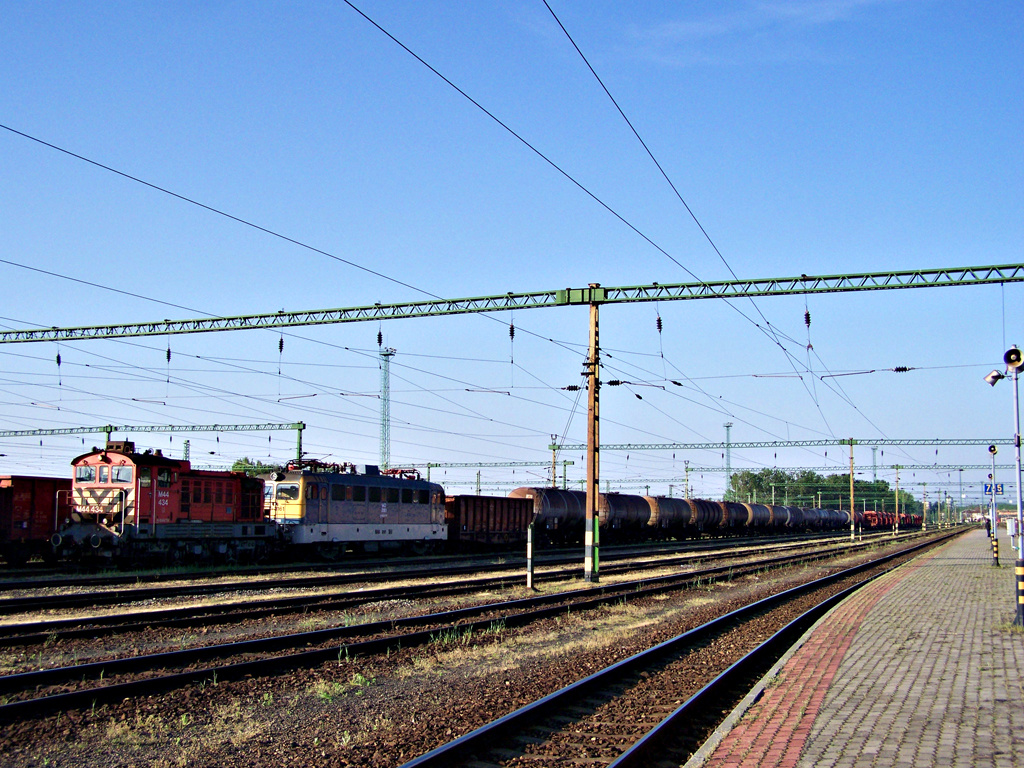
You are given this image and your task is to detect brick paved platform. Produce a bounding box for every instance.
[686,528,1024,768]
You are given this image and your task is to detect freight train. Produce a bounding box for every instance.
[3,442,922,566]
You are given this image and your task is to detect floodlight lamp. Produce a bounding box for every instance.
[986,370,1005,386]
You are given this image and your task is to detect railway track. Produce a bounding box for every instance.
[0,531,953,725]
[397,535,951,768]
[0,531,877,592]
[0,531,911,618]
[0,532,909,643]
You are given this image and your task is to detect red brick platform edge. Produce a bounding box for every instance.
[691,544,946,768]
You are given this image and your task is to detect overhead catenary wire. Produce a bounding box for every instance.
[540,0,848,439]
[0,12,1000,484]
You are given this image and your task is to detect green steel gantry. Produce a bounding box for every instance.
[0,422,306,462]
[417,460,574,485]
[551,438,1015,451]
[0,263,1020,343]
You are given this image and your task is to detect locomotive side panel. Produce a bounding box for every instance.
[264,469,447,553]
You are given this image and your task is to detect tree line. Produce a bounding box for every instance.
[726,468,922,514]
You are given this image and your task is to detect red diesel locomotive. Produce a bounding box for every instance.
[52,441,269,563]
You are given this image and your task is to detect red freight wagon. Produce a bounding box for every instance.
[0,475,71,565]
[445,494,535,549]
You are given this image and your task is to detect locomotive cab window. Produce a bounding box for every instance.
[353,485,366,502]
[75,466,96,483]
[139,467,151,488]
[276,484,299,501]
[331,484,345,502]
[369,487,381,503]
[402,488,413,504]
[98,466,109,484]
[157,468,171,488]
[112,466,133,483]
[417,489,429,504]
[387,488,399,504]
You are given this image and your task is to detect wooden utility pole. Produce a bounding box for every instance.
[849,438,856,540]
[585,285,601,583]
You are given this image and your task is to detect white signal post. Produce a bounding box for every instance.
[987,346,1024,626]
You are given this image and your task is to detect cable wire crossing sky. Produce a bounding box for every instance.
[0,1,1021,504]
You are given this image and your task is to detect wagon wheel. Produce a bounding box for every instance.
[316,542,345,561]
[408,541,436,556]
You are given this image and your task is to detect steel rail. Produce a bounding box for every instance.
[0,534,875,646]
[0,531,854,613]
[0,536,862,647]
[0,535,927,721]
[396,534,955,768]
[608,580,864,768]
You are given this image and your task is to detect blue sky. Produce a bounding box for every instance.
[1,1,1021,506]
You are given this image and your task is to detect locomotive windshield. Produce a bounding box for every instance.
[276,484,299,501]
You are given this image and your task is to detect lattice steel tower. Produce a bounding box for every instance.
[380,347,395,471]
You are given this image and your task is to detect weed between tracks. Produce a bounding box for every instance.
[98,700,265,766]
[311,672,376,703]
[5,567,799,767]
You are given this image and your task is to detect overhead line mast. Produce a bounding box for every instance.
[1,263,1021,343]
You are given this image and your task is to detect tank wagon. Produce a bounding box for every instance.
[511,487,861,543]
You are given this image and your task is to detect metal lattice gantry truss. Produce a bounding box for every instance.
[0,422,306,461]
[550,438,1015,451]
[1,263,1022,343]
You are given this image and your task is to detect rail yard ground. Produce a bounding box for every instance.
[0,533,967,767]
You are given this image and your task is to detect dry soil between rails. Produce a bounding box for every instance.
[0,540,930,768]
